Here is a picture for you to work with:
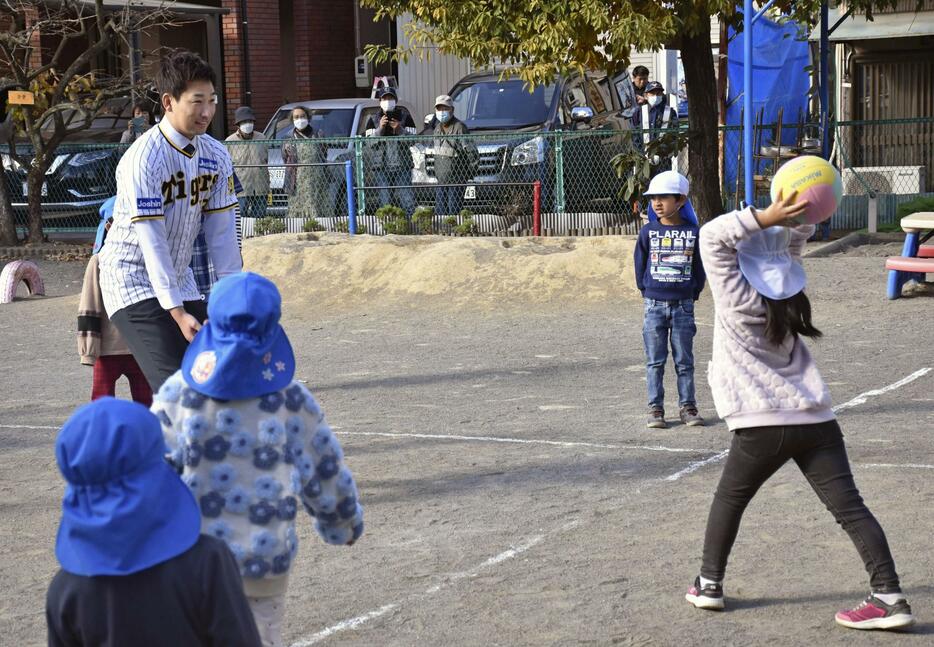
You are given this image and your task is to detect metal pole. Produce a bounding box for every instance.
[533,180,541,236]
[129,30,141,101]
[554,132,565,213]
[353,136,366,216]
[345,160,357,235]
[820,1,830,159]
[743,0,754,207]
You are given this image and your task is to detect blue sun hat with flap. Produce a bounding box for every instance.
[55,397,201,576]
[644,170,698,226]
[92,196,117,254]
[182,272,295,400]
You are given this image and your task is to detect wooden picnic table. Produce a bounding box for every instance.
[886,211,934,299]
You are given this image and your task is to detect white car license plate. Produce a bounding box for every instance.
[22,182,48,197]
[463,185,476,200]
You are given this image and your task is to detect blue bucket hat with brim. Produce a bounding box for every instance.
[55,397,201,576]
[93,196,117,254]
[645,170,698,226]
[737,226,807,300]
[182,272,295,400]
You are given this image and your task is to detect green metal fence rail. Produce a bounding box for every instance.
[4,116,932,237]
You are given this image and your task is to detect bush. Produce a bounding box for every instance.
[255,217,286,236]
[896,196,934,220]
[453,209,479,236]
[335,219,368,234]
[375,204,409,235]
[412,206,436,234]
[302,217,323,232]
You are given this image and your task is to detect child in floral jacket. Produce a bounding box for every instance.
[153,272,363,647]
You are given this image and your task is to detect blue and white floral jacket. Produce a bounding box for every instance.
[154,372,364,597]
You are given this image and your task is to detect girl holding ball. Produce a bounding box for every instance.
[685,189,915,631]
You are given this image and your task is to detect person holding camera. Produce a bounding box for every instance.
[120,102,152,144]
[364,87,417,215]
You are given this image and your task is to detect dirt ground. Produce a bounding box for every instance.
[0,235,932,646]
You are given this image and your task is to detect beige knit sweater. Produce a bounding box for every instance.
[77,255,131,365]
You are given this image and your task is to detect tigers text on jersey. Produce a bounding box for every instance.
[99,119,240,315]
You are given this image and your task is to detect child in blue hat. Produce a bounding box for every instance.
[46,397,261,646]
[77,197,152,405]
[153,271,364,647]
[634,170,707,429]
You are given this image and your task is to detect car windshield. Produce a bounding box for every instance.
[265,108,355,139]
[450,80,558,130]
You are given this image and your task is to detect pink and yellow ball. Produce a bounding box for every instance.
[770,155,842,224]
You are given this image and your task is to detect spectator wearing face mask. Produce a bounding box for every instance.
[429,95,474,217]
[364,87,417,215]
[226,106,269,220]
[283,106,326,219]
[632,65,650,106]
[120,102,152,144]
[631,81,680,179]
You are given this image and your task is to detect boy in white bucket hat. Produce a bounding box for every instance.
[634,170,707,429]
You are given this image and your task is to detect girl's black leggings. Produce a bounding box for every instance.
[700,419,901,592]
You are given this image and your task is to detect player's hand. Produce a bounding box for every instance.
[379,115,389,128]
[170,307,202,342]
[636,95,647,105]
[755,189,809,229]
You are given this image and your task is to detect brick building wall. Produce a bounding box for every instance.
[222,0,357,129]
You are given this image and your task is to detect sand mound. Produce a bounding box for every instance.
[242,232,639,311]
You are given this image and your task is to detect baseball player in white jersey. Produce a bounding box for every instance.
[98,50,242,391]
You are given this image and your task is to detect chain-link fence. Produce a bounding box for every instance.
[4,116,932,237]
[721,117,934,230]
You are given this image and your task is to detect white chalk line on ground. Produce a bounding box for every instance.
[831,368,931,411]
[289,521,579,647]
[338,430,710,454]
[663,367,933,482]
[664,450,731,482]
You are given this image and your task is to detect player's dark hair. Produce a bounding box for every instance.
[291,106,309,118]
[155,50,216,100]
[763,291,822,346]
[633,65,650,77]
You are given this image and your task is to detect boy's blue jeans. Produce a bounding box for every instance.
[642,298,697,410]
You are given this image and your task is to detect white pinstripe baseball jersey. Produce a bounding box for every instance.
[99,119,241,315]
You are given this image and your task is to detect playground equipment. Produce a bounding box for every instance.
[0,260,45,304]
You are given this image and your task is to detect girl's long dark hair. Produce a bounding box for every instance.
[763,292,822,346]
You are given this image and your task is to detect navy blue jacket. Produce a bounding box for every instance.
[634,220,706,301]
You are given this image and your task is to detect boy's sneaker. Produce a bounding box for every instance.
[685,576,725,610]
[835,594,915,630]
[680,405,705,427]
[647,407,667,429]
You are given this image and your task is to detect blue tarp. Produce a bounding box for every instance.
[726,15,811,189]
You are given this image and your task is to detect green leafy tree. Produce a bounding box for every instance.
[362,0,898,223]
[0,0,174,245]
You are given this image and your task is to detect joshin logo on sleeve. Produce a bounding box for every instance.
[136,197,162,210]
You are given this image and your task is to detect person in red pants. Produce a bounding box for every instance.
[77,207,153,406]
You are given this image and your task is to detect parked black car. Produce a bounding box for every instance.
[412,69,638,216]
[2,97,135,226]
